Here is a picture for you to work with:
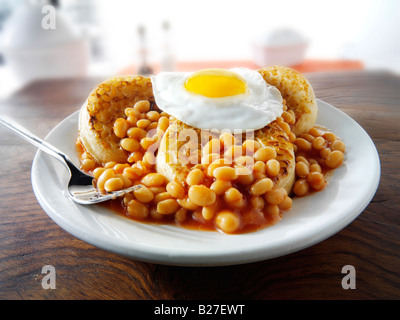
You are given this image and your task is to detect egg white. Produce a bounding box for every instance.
[151,67,283,132]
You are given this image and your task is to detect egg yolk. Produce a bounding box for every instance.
[184,69,247,98]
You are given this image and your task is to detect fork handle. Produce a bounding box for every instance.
[0,115,71,166]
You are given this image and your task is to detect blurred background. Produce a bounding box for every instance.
[0,0,399,99]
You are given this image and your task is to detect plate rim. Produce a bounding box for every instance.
[31,99,381,266]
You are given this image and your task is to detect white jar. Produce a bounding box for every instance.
[1,0,90,83]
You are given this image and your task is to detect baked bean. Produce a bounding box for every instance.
[202,202,218,220]
[242,140,261,155]
[210,179,232,195]
[104,177,124,192]
[104,161,117,169]
[293,179,309,196]
[97,168,115,191]
[113,163,130,174]
[234,160,251,172]
[149,186,166,195]
[266,159,280,177]
[177,197,199,210]
[288,132,296,143]
[127,127,147,140]
[186,168,205,186]
[264,204,280,216]
[133,185,154,203]
[215,211,240,233]
[93,167,106,179]
[188,185,216,207]
[166,181,186,199]
[278,196,293,210]
[253,161,266,179]
[234,155,254,168]
[175,208,187,223]
[295,138,312,151]
[224,187,243,203]
[295,161,309,178]
[308,127,321,137]
[325,150,344,169]
[207,158,230,177]
[157,116,170,133]
[121,138,140,152]
[309,163,322,173]
[201,153,220,165]
[282,111,295,124]
[123,166,142,180]
[250,178,273,196]
[153,192,172,204]
[323,132,336,142]
[250,196,265,210]
[124,107,137,117]
[120,176,133,188]
[320,147,331,159]
[219,132,237,148]
[123,193,133,207]
[307,172,326,190]
[229,197,246,209]
[141,173,165,187]
[137,119,151,129]
[278,121,291,135]
[300,133,315,142]
[127,199,149,219]
[150,207,163,220]
[143,151,156,166]
[157,199,180,215]
[147,122,158,131]
[254,147,276,162]
[223,145,243,160]
[203,139,221,155]
[264,187,287,205]
[312,136,326,150]
[236,170,254,186]
[146,111,160,122]
[295,156,309,165]
[81,158,96,171]
[308,158,318,165]
[113,118,129,138]
[134,100,150,113]
[135,161,149,175]
[331,140,345,153]
[213,166,237,181]
[126,114,137,125]
[140,137,157,151]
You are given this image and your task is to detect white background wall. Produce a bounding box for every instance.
[0,0,399,96]
[91,0,400,72]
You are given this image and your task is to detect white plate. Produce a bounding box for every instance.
[31,99,380,266]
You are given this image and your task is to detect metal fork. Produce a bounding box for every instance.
[0,116,141,205]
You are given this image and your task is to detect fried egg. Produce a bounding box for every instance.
[151,68,283,132]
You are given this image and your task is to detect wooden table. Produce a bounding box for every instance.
[0,70,399,301]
